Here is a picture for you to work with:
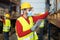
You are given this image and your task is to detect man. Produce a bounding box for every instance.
[3,13,11,40]
[15,2,49,40]
[38,20,45,40]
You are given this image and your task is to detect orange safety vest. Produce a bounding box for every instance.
[16,16,38,40]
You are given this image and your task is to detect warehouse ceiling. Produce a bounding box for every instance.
[0,0,16,6]
[0,0,16,8]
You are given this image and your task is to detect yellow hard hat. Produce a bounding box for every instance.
[21,2,32,10]
[5,13,10,18]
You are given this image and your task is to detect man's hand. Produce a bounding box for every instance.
[31,19,43,31]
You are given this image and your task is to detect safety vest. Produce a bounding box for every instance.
[39,20,45,28]
[3,19,11,32]
[16,16,38,40]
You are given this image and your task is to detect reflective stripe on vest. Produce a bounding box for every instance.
[3,19,11,32]
[16,16,38,40]
[39,20,44,28]
[3,26,10,32]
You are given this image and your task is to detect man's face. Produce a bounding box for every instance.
[22,8,33,16]
[22,8,32,14]
[26,8,32,13]
[5,9,9,13]
[26,8,33,16]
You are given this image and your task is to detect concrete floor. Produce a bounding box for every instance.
[9,33,17,40]
[0,34,4,40]
[0,33,17,40]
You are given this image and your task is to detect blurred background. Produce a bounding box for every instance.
[0,0,60,40]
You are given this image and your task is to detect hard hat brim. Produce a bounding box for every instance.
[21,7,33,10]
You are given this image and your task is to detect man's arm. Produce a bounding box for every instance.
[32,11,49,23]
